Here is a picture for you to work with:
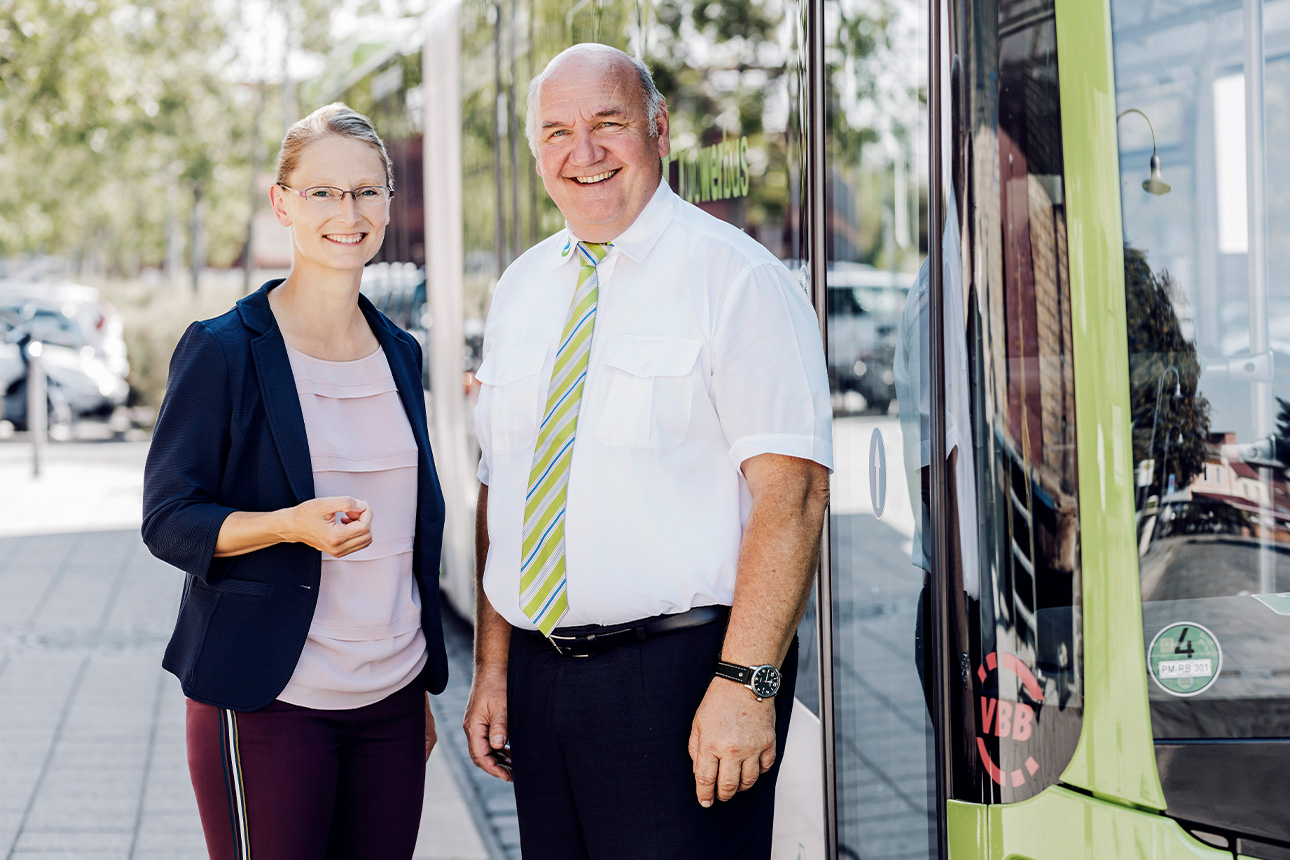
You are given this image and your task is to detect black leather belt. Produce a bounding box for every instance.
[535,605,730,658]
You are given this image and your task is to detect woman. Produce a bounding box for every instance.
[142,103,448,860]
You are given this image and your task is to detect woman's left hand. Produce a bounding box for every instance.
[425,695,437,761]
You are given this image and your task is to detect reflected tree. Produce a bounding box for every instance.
[648,0,793,247]
[1125,244,1211,502]
[1272,397,1290,465]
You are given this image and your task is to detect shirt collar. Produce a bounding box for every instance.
[543,179,677,270]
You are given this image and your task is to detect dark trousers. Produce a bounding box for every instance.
[915,573,933,717]
[507,619,799,860]
[186,679,427,860]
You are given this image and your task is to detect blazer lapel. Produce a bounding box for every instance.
[240,284,315,503]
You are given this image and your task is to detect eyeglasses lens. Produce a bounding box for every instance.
[304,186,389,205]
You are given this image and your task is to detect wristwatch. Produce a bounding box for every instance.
[714,660,782,701]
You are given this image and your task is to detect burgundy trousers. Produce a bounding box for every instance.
[186,680,427,860]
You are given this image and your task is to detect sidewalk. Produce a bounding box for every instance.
[0,439,504,859]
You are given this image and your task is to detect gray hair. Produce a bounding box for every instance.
[275,102,394,193]
[524,47,664,157]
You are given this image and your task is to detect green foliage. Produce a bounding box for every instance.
[1273,397,1290,464]
[0,0,273,272]
[96,276,251,411]
[1124,245,1211,501]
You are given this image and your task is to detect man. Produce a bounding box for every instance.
[463,43,832,859]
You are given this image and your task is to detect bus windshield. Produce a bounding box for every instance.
[1112,0,1290,744]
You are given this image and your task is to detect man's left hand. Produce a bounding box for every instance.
[688,678,777,807]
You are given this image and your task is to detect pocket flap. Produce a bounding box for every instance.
[601,336,702,378]
[475,344,549,385]
[207,577,269,597]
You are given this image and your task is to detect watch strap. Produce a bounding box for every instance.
[714,660,752,685]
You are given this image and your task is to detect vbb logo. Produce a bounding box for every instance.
[976,651,1042,788]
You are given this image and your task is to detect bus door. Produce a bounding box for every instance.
[933,0,1086,815]
[816,0,942,856]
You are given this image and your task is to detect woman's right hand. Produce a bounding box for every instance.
[288,496,373,558]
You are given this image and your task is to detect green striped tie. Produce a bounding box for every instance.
[519,241,610,634]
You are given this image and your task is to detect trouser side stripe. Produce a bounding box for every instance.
[218,708,252,860]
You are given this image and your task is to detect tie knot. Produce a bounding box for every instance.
[576,241,610,267]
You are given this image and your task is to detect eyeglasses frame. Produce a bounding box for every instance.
[277,183,395,205]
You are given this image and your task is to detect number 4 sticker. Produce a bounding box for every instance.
[1148,622,1222,697]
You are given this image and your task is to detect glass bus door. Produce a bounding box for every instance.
[819,2,939,856]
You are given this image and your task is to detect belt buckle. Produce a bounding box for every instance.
[547,633,592,658]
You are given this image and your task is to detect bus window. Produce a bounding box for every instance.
[946,0,1084,804]
[822,0,936,854]
[1111,0,1290,850]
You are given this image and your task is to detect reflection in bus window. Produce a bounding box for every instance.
[950,0,1084,804]
[822,0,935,855]
[1112,0,1290,849]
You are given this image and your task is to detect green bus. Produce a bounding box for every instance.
[928,1,1290,858]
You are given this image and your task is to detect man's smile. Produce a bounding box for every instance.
[571,169,620,184]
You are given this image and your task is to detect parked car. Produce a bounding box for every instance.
[361,262,426,333]
[0,282,129,380]
[826,263,910,413]
[0,299,129,430]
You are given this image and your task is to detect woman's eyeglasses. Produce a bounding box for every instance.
[278,184,392,206]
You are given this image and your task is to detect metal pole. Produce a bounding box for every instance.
[281,0,296,129]
[507,0,522,260]
[1243,0,1275,592]
[805,1,837,856]
[1142,375,1164,508]
[244,81,265,295]
[28,343,45,478]
[492,0,508,272]
[928,0,953,857]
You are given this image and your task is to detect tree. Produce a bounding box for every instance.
[1272,397,1290,465]
[1124,244,1211,504]
[0,0,330,277]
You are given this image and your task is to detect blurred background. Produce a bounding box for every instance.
[0,0,446,430]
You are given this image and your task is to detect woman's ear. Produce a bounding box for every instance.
[269,183,293,227]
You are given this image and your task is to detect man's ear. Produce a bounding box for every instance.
[655,101,671,159]
[269,184,293,227]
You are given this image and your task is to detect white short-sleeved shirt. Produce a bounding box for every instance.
[475,181,833,630]
[892,190,979,597]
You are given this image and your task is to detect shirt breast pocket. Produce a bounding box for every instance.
[476,344,549,456]
[595,336,702,450]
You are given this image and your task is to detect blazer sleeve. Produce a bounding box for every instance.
[141,321,239,580]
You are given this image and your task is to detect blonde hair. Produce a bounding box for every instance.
[275,102,394,192]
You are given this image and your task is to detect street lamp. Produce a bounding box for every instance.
[1142,365,1182,507]
[1117,108,1172,195]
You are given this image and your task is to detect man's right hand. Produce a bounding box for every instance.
[463,668,512,781]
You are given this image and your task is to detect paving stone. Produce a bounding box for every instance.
[0,477,498,860]
[14,829,133,851]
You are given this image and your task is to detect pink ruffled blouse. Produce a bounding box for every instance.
[278,344,427,710]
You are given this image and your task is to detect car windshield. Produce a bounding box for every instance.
[853,285,907,315]
[5,306,82,347]
[826,285,909,316]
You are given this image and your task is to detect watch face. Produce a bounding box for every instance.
[751,665,781,698]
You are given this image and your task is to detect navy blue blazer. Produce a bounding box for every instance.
[142,280,448,710]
